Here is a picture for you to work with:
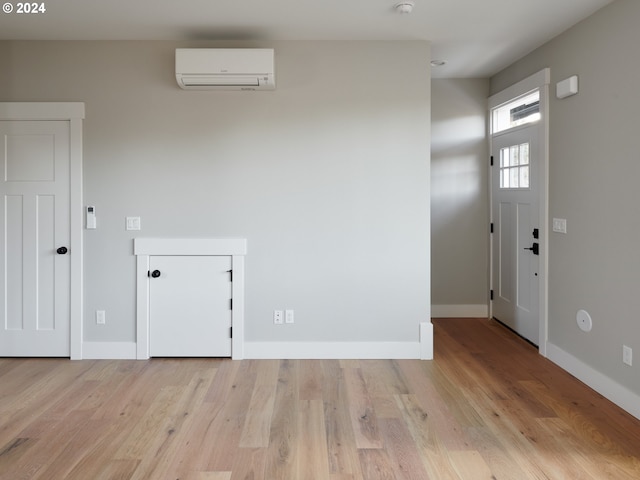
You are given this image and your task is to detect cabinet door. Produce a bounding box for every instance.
[149,255,232,357]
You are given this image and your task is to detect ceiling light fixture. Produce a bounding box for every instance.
[430,60,446,67]
[395,1,414,14]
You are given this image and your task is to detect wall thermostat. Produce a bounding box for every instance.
[86,206,97,229]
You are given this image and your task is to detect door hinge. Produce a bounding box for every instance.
[230,326,233,338]
[490,223,494,234]
[490,290,494,301]
[490,155,494,166]
[227,269,233,282]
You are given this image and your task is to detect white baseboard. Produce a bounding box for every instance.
[79,324,434,362]
[420,321,433,360]
[431,304,488,318]
[546,342,640,421]
[81,342,137,359]
[244,341,423,360]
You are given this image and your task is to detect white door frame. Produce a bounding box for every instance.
[0,102,85,359]
[133,238,247,360]
[488,69,550,357]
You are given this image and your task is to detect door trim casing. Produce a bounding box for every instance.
[488,69,550,357]
[0,102,85,359]
[134,238,247,360]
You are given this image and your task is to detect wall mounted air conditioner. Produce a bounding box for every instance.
[176,48,275,90]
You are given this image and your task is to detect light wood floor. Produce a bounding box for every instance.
[1,318,640,479]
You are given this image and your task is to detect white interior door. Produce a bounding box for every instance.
[491,125,540,345]
[149,255,232,357]
[0,120,71,356]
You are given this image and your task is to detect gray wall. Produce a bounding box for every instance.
[431,78,489,308]
[1,40,431,346]
[491,0,640,395]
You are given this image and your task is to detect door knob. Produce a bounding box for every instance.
[524,243,539,255]
[150,270,161,278]
[56,246,68,255]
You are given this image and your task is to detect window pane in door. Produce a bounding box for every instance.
[499,142,530,190]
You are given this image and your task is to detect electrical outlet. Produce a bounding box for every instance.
[285,309,294,324]
[274,310,283,325]
[96,310,106,325]
[623,345,633,366]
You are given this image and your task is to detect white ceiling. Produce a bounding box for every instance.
[0,0,613,78]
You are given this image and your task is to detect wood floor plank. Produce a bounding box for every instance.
[358,449,395,480]
[264,359,299,479]
[191,472,231,480]
[114,385,185,460]
[322,360,365,479]
[239,360,279,448]
[202,360,257,472]
[230,448,267,480]
[128,365,218,480]
[64,420,140,480]
[394,394,463,480]
[92,459,140,480]
[447,450,494,480]
[343,367,383,449]
[463,382,575,479]
[0,360,96,439]
[160,361,240,478]
[463,425,527,480]
[361,360,406,419]
[397,361,472,451]
[299,359,324,401]
[34,418,117,480]
[523,376,640,455]
[297,399,330,479]
[379,417,430,480]
[1,409,95,480]
[0,437,37,476]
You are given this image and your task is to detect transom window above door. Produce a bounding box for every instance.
[492,90,540,134]
[499,142,530,189]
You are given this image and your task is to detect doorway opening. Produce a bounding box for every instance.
[488,69,550,355]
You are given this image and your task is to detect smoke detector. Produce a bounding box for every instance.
[395,1,414,14]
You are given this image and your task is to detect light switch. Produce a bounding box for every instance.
[126,217,141,231]
[552,218,567,234]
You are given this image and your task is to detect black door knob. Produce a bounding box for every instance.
[56,246,68,255]
[151,270,161,278]
[524,243,539,255]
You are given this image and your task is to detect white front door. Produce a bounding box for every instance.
[0,120,71,356]
[491,125,540,345]
[149,255,232,357]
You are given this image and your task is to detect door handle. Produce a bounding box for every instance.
[150,269,161,278]
[56,246,68,255]
[524,243,539,255]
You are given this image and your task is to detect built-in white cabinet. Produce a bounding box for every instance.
[134,239,246,360]
[149,255,232,357]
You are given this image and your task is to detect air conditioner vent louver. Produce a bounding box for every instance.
[176,49,275,91]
